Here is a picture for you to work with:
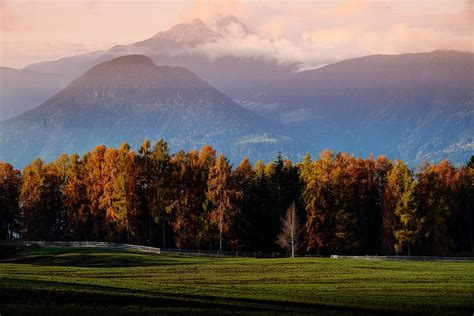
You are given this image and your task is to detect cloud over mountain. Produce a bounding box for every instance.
[2,1,471,68]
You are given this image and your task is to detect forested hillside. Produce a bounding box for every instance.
[1,139,472,256]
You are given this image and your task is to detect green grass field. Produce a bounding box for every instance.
[0,247,473,315]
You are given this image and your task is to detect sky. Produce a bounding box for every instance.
[1,0,473,68]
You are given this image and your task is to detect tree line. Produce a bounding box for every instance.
[1,139,473,256]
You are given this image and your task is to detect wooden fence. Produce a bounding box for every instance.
[1,241,473,261]
[330,255,474,262]
[0,240,161,254]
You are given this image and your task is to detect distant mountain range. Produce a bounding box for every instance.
[247,50,474,164]
[0,16,472,167]
[21,17,298,106]
[0,67,68,120]
[0,55,290,167]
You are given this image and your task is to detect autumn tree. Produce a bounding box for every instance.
[0,162,21,239]
[62,154,92,240]
[298,153,312,184]
[382,160,418,255]
[99,143,137,242]
[304,152,373,255]
[373,156,393,254]
[231,157,256,249]
[169,147,215,249]
[330,153,360,253]
[303,150,334,255]
[83,145,107,240]
[453,162,474,252]
[276,202,302,258]
[21,159,64,240]
[51,154,70,240]
[466,155,474,169]
[136,139,155,245]
[149,139,174,247]
[207,154,242,251]
[416,160,459,255]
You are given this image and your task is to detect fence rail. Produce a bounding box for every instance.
[159,248,277,258]
[0,241,280,258]
[330,255,474,262]
[0,240,161,254]
[1,241,473,262]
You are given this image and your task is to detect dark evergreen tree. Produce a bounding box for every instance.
[0,162,21,239]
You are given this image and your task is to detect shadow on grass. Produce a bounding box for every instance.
[0,277,390,315]
[1,247,210,268]
[0,246,23,259]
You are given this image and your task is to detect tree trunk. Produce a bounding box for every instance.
[126,219,130,244]
[291,212,294,258]
[466,199,473,252]
[162,217,166,248]
[219,204,223,253]
[148,212,152,246]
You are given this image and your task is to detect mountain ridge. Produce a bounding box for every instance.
[246,50,474,165]
[0,55,290,168]
[1,16,472,166]
[21,16,301,102]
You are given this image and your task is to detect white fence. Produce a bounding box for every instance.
[159,248,275,258]
[1,241,161,254]
[330,255,474,262]
[2,241,473,261]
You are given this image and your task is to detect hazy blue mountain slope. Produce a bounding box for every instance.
[0,67,68,121]
[24,17,300,102]
[0,55,291,167]
[248,50,474,165]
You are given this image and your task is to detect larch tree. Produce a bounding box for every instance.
[196,145,217,249]
[120,143,138,243]
[136,138,156,245]
[276,202,301,258]
[168,150,190,249]
[298,153,312,184]
[169,149,208,249]
[20,159,64,241]
[100,147,121,241]
[303,150,333,255]
[207,154,242,252]
[51,154,70,240]
[383,160,418,255]
[63,154,90,240]
[373,156,393,254]
[466,155,474,169]
[455,163,474,252]
[84,145,107,240]
[99,143,136,242]
[331,153,360,254]
[416,160,458,255]
[149,139,174,247]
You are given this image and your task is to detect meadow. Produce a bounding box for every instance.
[0,247,473,315]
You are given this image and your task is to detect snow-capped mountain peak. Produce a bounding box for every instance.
[135,18,221,48]
[211,15,254,37]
